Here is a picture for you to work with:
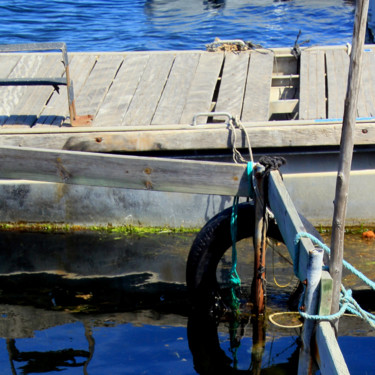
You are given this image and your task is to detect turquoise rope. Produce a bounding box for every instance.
[230,195,241,288]
[294,232,375,328]
[229,162,254,309]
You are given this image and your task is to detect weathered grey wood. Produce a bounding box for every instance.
[242,51,274,121]
[315,322,350,375]
[330,0,369,317]
[93,54,149,127]
[36,54,97,126]
[214,52,250,118]
[0,146,249,196]
[268,170,317,282]
[75,54,124,117]
[357,49,375,117]
[299,50,326,120]
[179,52,224,124]
[0,54,21,78]
[326,49,350,119]
[151,53,200,125]
[315,271,350,375]
[0,54,46,125]
[318,270,333,316]
[123,54,175,126]
[3,54,65,127]
[1,121,375,151]
[298,248,324,375]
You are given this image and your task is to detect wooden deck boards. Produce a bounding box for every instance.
[0,46,374,138]
[299,49,326,120]
[326,49,350,119]
[242,51,274,121]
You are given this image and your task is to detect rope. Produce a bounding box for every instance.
[228,116,253,164]
[229,163,254,310]
[269,312,303,329]
[294,232,375,328]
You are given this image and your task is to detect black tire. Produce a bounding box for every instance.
[186,201,321,311]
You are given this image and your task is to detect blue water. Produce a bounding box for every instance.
[0,0,355,52]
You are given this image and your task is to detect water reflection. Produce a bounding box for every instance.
[0,231,374,373]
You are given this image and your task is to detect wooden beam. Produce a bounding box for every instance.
[268,170,318,282]
[0,146,249,197]
[1,121,374,152]
[314,271,350,375]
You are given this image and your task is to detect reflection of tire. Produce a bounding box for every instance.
[186,201,321,311]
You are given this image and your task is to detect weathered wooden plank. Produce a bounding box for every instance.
[299,50,326,120]
[214,52,250,118]
[93,54,149,127]
[179,52,224,124]
[123,54,175,126]
[1,121,374,151]
[3,54,65,127]
[36,54,97,127]
[326,49,350,119]
[75,54,124,117]
[151,53,200,125]
[0,54,21,78]
[318,270,333,316]
[242,51,274,121]
[315,272,349,375]
[0,146,248,197]
[268,170,317,281]
[357,49,375,117]
[0,54,46,125]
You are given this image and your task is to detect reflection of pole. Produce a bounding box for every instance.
[252,164,267,316]
[6,339,18,375]
[249,316,266,375]
[83,322,95,375]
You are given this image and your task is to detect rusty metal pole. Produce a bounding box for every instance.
[330,0,369,319]
[252,164,267,316]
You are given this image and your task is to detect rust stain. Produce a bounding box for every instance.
[56,157,72,183]
[95,137,103,143]
[233,176,238,181]
[144,167,152,175]
[144,180,153,190]
[70,114,93,127]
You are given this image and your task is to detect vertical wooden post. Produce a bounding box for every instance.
[330,0,369,317]
[252,164,267,315]
[297,248,324,375]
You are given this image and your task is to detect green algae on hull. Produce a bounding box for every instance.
[0,223,200,235]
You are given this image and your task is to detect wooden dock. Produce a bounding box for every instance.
[0,45,375,153]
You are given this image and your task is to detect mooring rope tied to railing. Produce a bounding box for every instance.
[295,232,375,328]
